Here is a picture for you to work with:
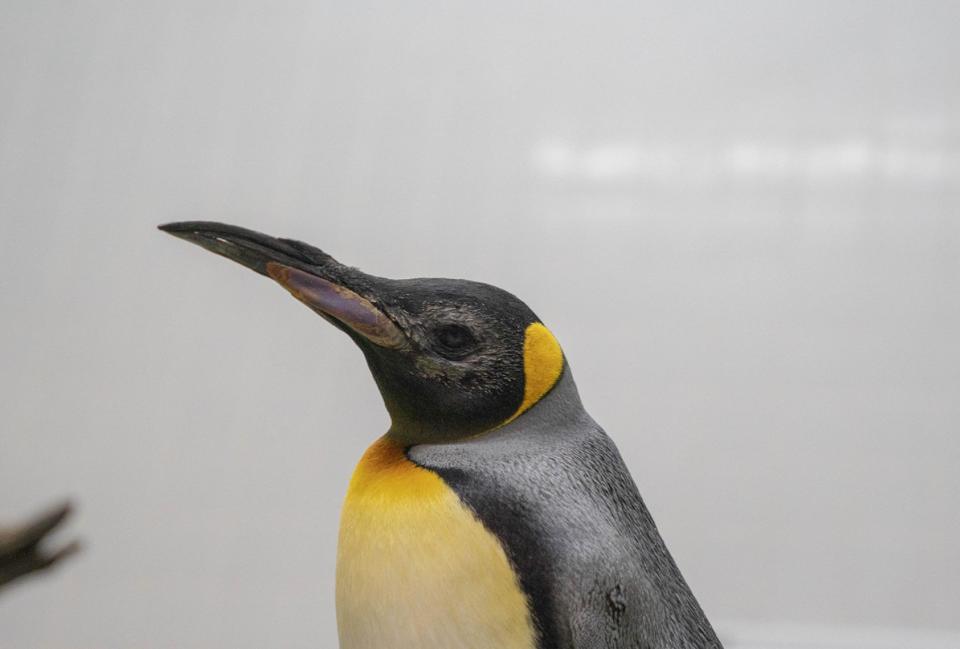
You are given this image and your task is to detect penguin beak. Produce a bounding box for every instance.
[158,221,406,349]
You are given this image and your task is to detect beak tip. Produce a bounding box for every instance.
[157,221,186,233]
[157,221,208,238]
[157,223,198,244]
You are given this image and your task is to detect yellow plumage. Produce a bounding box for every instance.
[336,437,537,649]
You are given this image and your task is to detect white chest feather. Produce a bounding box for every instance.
[336,437,537,649]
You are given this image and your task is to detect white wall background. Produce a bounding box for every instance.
[1,2,958,647]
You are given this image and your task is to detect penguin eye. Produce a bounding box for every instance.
[432,324,478,358]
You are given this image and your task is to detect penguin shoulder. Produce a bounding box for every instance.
[409,414,723,649]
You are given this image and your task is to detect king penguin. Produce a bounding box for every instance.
[160,221,723,649]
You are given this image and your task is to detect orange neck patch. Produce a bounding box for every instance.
[343,436,446,505]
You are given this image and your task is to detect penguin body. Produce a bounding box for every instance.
[160,222,723,649]
[410,368,718,649]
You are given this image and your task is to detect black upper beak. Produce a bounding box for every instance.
[157,221,337,278]
[159,221,406,349]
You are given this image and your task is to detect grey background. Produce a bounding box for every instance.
[1,2,958,647]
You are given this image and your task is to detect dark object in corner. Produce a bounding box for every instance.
[0,501,79,594]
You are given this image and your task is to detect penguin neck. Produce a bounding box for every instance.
[385,364,586,446]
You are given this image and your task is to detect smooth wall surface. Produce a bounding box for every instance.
[1,2,958,647]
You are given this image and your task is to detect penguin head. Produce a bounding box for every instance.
[160,222,565,443]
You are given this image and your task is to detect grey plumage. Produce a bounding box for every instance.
[411,367,723,649]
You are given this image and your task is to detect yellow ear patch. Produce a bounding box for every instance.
[503,322,564,425]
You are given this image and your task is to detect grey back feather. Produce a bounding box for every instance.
[409,369,723,649]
